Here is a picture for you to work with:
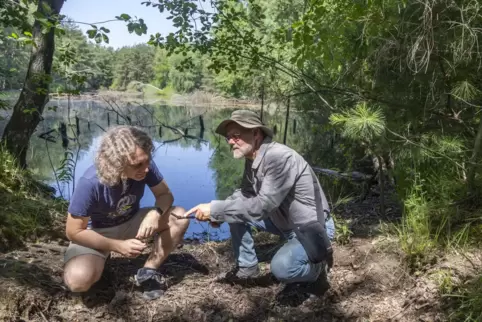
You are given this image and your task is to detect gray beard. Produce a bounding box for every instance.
[233,149,245,159]
[233,144,253,159]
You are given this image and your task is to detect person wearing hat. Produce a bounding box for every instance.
[184,109,336,297]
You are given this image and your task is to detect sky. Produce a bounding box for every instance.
[62,0,177,49]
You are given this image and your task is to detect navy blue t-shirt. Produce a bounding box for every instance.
[68,162,164,228]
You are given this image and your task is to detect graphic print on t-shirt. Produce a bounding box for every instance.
[68,162,165,228]
[107,194,137,218]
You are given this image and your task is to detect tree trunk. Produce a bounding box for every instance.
[283,97,290,144]
[376,154,386,217]
[467,117,482,193]
[260,82,264,122]
[1,0,65,168]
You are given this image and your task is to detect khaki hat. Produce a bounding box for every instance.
[215,110,273,138]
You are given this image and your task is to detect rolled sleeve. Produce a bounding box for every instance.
[210,153,297,223]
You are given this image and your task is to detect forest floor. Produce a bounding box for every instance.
[1,192,481,321]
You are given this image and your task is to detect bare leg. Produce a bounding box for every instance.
[143,206,189,269]
[63,254,105,292]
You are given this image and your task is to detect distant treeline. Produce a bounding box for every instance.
[0,22,261,99]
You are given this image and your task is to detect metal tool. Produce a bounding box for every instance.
[169,212,220,227]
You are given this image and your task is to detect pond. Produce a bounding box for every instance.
[15,98,308,242]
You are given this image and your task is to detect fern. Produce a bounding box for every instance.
[56,149,76,186]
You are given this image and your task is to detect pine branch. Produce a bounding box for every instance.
[386,128,465,169]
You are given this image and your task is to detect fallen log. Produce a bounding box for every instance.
[311,166,373,183]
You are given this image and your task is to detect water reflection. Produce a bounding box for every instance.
[22,101,236,241]
[18,99,317,242]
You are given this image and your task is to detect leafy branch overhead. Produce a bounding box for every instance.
[141,0,275,74]
[85,14,148,44]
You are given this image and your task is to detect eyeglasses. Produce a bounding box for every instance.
[225,133,242,143]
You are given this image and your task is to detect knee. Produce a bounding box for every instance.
[63,266,100,293]
[270,254,295,282]
[325,217,336,241]
[170,206,189,231]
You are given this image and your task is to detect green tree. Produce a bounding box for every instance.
[152,48,170,89]
[0,27,30,90]
[53,21,114,92]
[111,44,155,90]
[1,0,65,168]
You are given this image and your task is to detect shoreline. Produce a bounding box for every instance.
[47,89,264,110]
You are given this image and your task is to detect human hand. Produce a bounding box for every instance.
[184,203,211,221]
[136,209,161,239]
[115,239,147,257]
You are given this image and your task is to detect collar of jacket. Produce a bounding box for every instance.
[252,137,274,170]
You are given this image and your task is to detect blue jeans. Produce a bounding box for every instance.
[229,216,335,283]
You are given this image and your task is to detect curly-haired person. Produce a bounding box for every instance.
[62,125,189,300]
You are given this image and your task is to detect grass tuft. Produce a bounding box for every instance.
[0,146,66,251]
[445,275,482,322]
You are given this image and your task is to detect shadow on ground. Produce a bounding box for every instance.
[77,251,211,309]
[0,258,64,295]
[0,232,450,322]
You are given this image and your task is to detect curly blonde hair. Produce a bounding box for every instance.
[95,125,154,186]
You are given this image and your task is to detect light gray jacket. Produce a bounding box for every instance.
[210,137,330,232]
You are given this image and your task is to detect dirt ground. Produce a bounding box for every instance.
[1,190,480,321]
[1,229,477,322]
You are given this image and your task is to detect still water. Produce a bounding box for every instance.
[60,135,225,240]
[21,99,297,241]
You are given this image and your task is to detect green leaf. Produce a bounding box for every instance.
[87,29,97,38]
[33,11,45,20]
[23,107,37,115]
[292,21,303,29]
[41,26,51,35]
[102,34,109,43]
[119,13,131,21]
[100,27,110,33]
[173,17,183,24]
[41,1,53,14]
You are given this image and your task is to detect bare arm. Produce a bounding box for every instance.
[149,179,174,216]
[65,213,121,252]
[134,179,175,239]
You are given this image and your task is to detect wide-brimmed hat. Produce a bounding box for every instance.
[215,110,273,138]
